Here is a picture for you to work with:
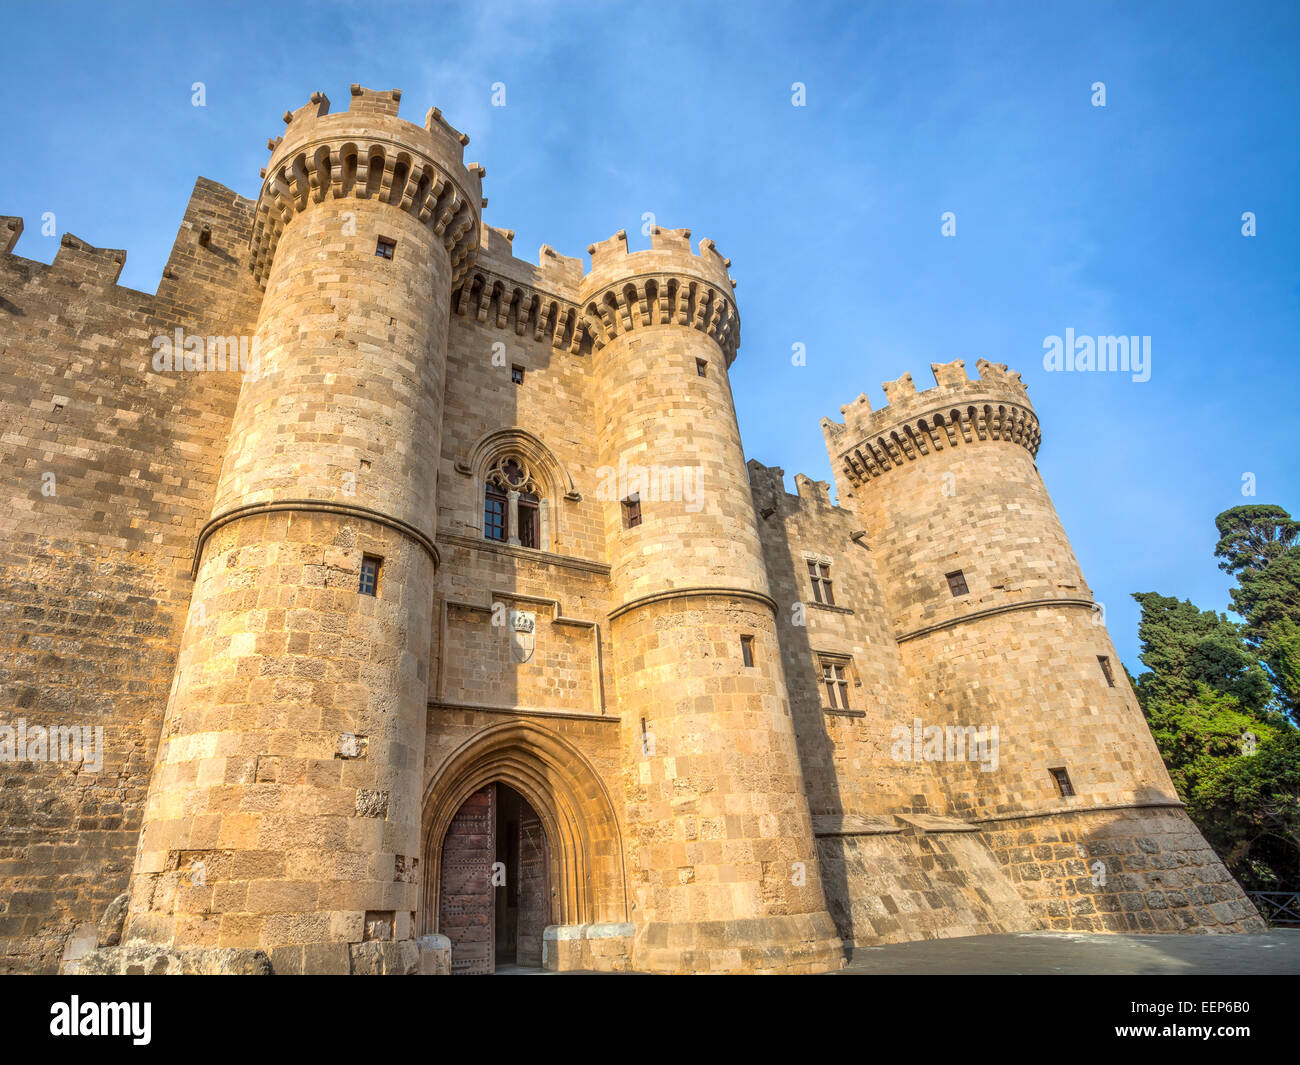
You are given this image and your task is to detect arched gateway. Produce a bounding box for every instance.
[419,721,629,974]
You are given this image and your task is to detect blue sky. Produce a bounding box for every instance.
[1,0,1295,672]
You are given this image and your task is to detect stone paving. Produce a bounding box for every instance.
[837,930,1300,975]
[499,929,1300,974]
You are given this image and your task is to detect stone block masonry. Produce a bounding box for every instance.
[0,83,1261,975]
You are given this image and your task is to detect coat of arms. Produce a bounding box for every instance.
[509,609,536,663]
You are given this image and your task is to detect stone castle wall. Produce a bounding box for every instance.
[0,86,1265,973]
[0,180,259,972]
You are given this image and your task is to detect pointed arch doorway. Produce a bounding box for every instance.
[420,720,631,974]
[438,782,553,974]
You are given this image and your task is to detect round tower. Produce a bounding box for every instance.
[824,359,1177,819]
[123,86,481,972]
[586,227,843,973]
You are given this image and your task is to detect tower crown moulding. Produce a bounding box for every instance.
[577,226,740,363]
[249,84,482,286]
[823,359,1042,486]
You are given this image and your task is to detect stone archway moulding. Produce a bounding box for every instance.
[419,720,629,936]
[456,426,581,550]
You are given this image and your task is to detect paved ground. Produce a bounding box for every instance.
[497,929,1300,974]
[838,930,1300,975]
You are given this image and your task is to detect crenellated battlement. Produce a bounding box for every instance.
[579,227,740,363]
[749,460,849,523]
[0,225,128,290]
[51,233,128,284]
[474,225,584,295]
[453,265,589,353]
[0,230,133,290]
[823,359,1041,487]
[450,226,590,351]
[249,84,482,287]
[583,226,735,289]
[1,224,130,286]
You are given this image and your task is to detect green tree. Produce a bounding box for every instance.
[1130,592,1272,713]
[1139,681,1300,890]
[1131,513,1300,890]
[1214,504,1300,714]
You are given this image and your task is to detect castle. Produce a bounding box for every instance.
[0,85,1263,975]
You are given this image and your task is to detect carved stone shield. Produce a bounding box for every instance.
[509,609,535,664]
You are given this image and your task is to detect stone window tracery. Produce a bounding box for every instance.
[484,455,545,549]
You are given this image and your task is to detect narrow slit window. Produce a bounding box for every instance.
[820,658,851,710]
[740,635,755,668]
[484,486,507,542]
[1098,655,1115,687]
[946,569,969,597]
[1050,767,1074,797]
[808,560,835,606]
[511,364,525,385]
[696,358,708,377]
[359,555,381,597]
[623,495,642,529]
[376,236,396,259]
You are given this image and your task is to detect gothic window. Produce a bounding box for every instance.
[483,454,545,549]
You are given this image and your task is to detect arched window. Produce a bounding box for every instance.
[484,455,545,549]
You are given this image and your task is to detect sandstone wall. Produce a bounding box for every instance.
[0,180,259,972]
[978,807,1265,933]
[748,461,932,822]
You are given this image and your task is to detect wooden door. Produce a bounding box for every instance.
[516,800,550,966]
[439,784,495,975]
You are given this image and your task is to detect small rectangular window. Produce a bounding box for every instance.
[623,495,642,529]
[808,560,835,606]
[511,364,525,385]
[376,237,396,259]
[1098,655,1116,687]
[946,570,969,597]
[1050,767,1074,797]
[740,635,755,668]
[696,358,708,377]
[359,555,382,596]
[820,657,851,710]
